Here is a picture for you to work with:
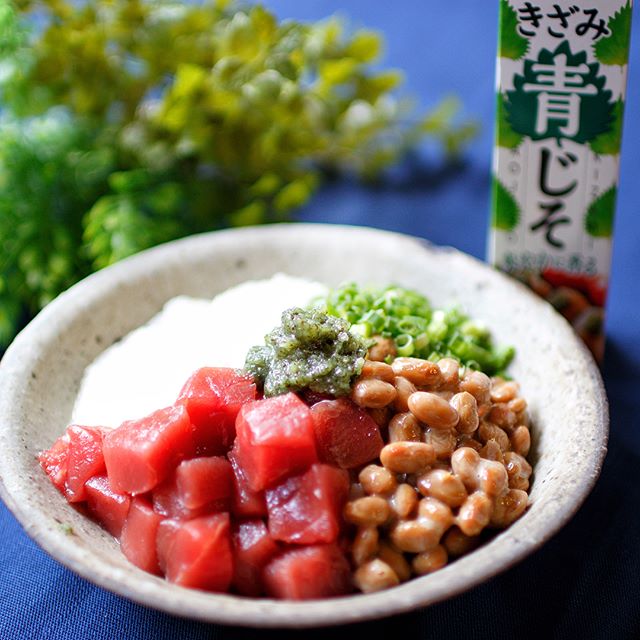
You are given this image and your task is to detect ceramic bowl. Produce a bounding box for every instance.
[0,224,608,627]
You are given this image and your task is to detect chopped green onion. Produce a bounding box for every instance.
[461,320,490,342]
[447,336,495,371]
[396,333,414,357]
[397,316,429,335]
[427,317,448,342]
[350,322,372,338]
[314,282,515,376]
[415,332,430,351]
[361,309,386,333]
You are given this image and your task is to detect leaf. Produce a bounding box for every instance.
[593,1,632,66]
[491,176,520,231]
[249,173,282,197]
[496,92,522,149]
[273,175,318,213]
[420,96,461,135]
[441,121,480,156]
[357,71,402,102]
[585,186,616,237]
[418,96,480,157]
[319,58,359,87]
[345,29,382,63]
[108,169,154,194]
[499,0,529,60]
[228,201,267,227]
[589,99,624,155]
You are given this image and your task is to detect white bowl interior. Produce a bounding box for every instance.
[0,224,607,627]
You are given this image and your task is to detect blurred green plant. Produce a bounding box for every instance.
[0,0,477,348]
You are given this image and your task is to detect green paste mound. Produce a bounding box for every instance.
[244,307,368,398]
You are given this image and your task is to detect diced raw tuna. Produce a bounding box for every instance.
[156,513,233,592]
[266,464,349,544]
[103,404,195,495]
[262,544,352,600]
[120,496,163,575]
[310,398,384,469]
[234,393,317,491]
[176,456,232,509]
[156,518,181,575]
[178,367,257,455]
[152,477,184,519]
[231,519,279,596]
[152,456,232,520]
[38,432,70,494]
[152,477,221,520]
[65,425,107,502]
[228,448,267,518]
[85,475,131,538]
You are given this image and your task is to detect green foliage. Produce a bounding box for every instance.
[589,99,624,156]
[418,96,480,160]
[315,283,514,376]
[0,0,477,349]
[84,172,186,269]
[585,187,616,238]
[0,110,114,345]
[594,1,632,66]
[496,92,522,149]
[507,41,614,143]
[491,176,519,231]
[499,0,529,60]
[0,0,23,57]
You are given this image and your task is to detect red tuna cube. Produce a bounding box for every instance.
[266,463,349,544]
[152,480,211,520]
[228,447,267,518]
[38,432,70,494]
[152,456,232,519]
[178,367,256,455]
[310,398,384,469]
[176,456,233,509]
[262,544,352,600]
[120,496,163,575]
[152,477,225,520]
[156,513,233,592]
[103,404,194,495]
[65,425,107,502]
[39,425,107,502]
[85,475,131,538]
[234,393,317,491]
[232,519,279,596]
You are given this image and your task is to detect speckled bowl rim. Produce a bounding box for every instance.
[0,224,608,628]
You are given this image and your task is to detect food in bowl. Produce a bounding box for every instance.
[38,275,532,600]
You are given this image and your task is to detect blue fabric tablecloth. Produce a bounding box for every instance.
[2,2,640,638]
